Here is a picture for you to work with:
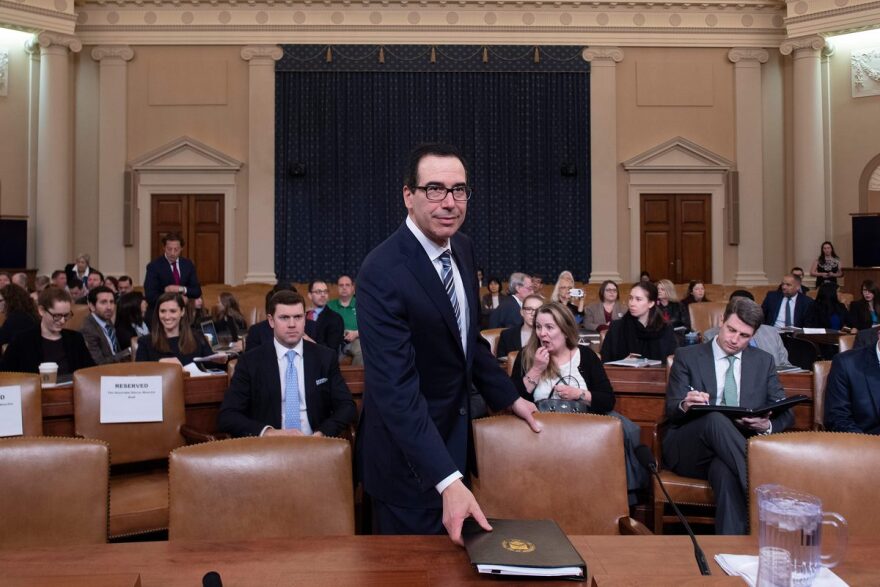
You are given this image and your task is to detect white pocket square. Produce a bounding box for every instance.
[315,378,328,385]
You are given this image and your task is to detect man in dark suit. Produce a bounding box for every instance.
[218,290,356,438]
[143,232,201,317]
[357,144,541,545]
[663,297,794,534]
[245,282,298,351]
[761,273,812,328]
[854,326,878,349]
[80,286,130,365]
[824,342,880,434]
[304,279,344,352]
[488,272,532,329]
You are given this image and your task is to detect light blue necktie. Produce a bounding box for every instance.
[105,323,118,354]
[722,355,738,406]
[283,349,301,430]
[439,250,461,331]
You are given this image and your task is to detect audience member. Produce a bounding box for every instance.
[489,272,533,328]
[135,292,220,366]
[810,240,843,289]
[656,279,689,330]
[144,232,202,316]
[245,283,298,350]
[11,272,28,291]
[761,273,812,328]
[80,286,129,365]
[186,296,210,327]
[530,274,544,296]
[702,290,792,368]
[790,267,810,295]
[550,271,584,324]
[115,291,149,351]
[305,279,344,352]
[582,280,625,333]
[327,275,362,365]
[83,271,103,294]
[32,275,50,303]
[64,253,97,288]
[480,276,505,329]
[0,284,39,348]
[117,275,134,296]
[511,301,646,500]
[496,294,542,359]
[216,292,248,341]
[601,281,677,364]
[217,290,356,438]
[639,270,651,283]
[68,278,86,304]
[824,338,880,434]
[804,282,849,331]
[476,268,484,289]
[50,270,67,290]
[103,276,119,296]
[663,297,793,534]
[847,279,880,331]
[680,280,709,321]
[0,288,95,375]
[0,272,10,289]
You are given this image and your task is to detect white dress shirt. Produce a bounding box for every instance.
[262,336,312,436]
[773,295,797,328]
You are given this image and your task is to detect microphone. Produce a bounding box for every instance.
[202,571,223,587]
[635,445,712,576]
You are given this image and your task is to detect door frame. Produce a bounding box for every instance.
[130,137,242,286]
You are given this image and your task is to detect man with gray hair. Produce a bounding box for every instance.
[662,297,793,534]
[489,272,533,329]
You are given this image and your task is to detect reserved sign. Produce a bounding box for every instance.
[100,376,163,424]
[0,385,24,437]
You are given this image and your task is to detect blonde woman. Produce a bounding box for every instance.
[550,270,585,324]
[656,279,689,330]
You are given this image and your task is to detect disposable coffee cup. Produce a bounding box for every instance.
[38,362,59,386]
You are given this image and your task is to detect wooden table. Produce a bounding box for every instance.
[0,535,876,586]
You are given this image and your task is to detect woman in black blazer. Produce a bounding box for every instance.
[136,293,222,367]
[0,284,39,348]
[847,280,880,331]
[601,281,677,364]
[480,277,506,329]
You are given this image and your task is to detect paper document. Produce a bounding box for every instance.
[0,386,24,437]
[100,376,163,424]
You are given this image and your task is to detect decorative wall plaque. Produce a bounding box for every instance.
[0,49,9,97]
[852,47,880,98]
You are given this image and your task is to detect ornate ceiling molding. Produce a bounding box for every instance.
[0,0,77,33]
[784,0,880,37]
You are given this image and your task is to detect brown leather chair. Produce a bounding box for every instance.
[688,301,727,335]
[0,372,43,436]
[748,432,880,537]
[0,437,109,548]
[64,304,91,332]
[73,362,215,539]
[505,350,518,377]
[479,328,504,356]
[812,360,831,430]
[653,354,716,533]
[169,436,355,541]
[837,334,855,353]
[471,413,650,535]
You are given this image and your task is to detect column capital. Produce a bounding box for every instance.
[780,35,825,57]
[241,45,283,62]
[91,45,134,63]
[27,32,82,54]
[582,47,624,64]
[727,48,769,65]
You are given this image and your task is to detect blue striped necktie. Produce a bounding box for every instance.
[439,250,461,331]
[283,349,301,430]
[105,323,118,354]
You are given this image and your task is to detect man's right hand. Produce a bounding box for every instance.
[263,428,304,437]
[681,390,710,412]
[441,479,492,547]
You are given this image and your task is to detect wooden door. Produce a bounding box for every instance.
[151,194,224,285]
[640,194,711,283]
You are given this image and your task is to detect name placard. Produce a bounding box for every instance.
[0,385,24,437]
[100,376,163,424]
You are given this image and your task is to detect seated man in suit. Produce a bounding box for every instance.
[50,270,67,290]
[790,267,810,295]
[218,290,356,438]
[761,273,812,329]
[305,279,344,352]
[824,339,880,434]
[663,297,794,534]
[144,232,201,317]
[85,270,104,294]
[80,285,130,365]
[68,277,87,305]
[489,272,533,329]
[245,283,298,350]
[117,275,134,296]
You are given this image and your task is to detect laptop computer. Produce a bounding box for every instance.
[200,320,236,352]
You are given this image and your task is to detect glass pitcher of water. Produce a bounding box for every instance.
[755,484,847,587]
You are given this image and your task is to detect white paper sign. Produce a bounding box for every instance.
[100,376,163,424]
[802,328,827,334]
[0,385,24,437]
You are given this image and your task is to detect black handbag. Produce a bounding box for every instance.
[535,398,590,414]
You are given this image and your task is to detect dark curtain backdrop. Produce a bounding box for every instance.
[275,45,591,284]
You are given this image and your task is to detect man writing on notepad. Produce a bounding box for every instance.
[662,297,793,535]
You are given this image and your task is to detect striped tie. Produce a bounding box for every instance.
[105,323,119,354]
[439,250,461,331]
[283,349,302,430]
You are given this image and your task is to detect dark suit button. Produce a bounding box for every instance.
[459,407,467,416]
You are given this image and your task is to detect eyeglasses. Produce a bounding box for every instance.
[411,184,472,201]
[522,307,541,314]
[47,311,73,322]
[311,289,329,295]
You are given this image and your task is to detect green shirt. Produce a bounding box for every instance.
[327,297,358,331]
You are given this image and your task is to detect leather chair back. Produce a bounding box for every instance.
[688,302,727,335]
[812,361,831,430]
[0,372,43,436]
[169,436,354,541]
[748,432,880,537]
[479,328,504,356]
[837,334,855,354]
[506,351,518,377]
[73,362,186,464]
[65,304,91,332]
[472,413,629,535]
[0,437,109,548]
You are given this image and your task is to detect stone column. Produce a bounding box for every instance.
[24,40,41,269]
[583,47,624,284]
[729,48,769,286]
[92,46,134,276]
[241,45,283,284]
[781,36,826,272]
[26,32,82,274]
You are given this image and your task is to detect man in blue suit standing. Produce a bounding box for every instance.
[143,232,202,318]
[357,144,541,545]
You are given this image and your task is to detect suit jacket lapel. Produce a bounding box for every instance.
[862,348,880,418]
[450,235,476,359]
[302,343,319,430]
[263,342,283,429]
[698,343,719,401]
[88,315,111,356]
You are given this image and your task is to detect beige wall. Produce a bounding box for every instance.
[0,34,31,218]
[126,45,250,283]
[615,47,737,282]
